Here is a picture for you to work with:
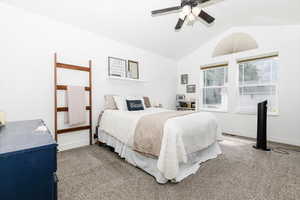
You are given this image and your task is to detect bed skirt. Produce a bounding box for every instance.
[97,130,222,184]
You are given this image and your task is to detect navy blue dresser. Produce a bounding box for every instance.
[0,120,58,200]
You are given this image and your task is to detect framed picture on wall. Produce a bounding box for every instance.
[127,60,139,79]
[108,57,127,78]
[186,84,196,93]
[176,94,186,101]
[181,74,188,84]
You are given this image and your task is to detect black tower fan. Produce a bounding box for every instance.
[253,100,271,151]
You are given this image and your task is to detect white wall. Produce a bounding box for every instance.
[177,26,300,146]
[1,3,299,149]
[0,4,177,150]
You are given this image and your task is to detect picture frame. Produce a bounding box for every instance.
[108,57,127,78]
[181,74,188,84]
[127,60,139,79]
[186,84,196,93]
[176,94,186,101]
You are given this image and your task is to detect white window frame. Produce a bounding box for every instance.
[200,65,228,112]
[237,55,279,115]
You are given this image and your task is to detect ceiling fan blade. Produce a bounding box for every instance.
[175,17,186,30]
[198,10,215,24]
[151,6,181,15]
[197,0,211,4]
[197,0,223,8]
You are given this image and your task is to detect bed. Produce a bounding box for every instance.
[97,106,222,183]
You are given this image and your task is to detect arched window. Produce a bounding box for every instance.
[212,33,258,57]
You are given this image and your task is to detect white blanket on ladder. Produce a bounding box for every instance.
[66,85,86,125]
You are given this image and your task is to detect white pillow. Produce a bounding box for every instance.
[113,96,128,111]
[104,95,118,110]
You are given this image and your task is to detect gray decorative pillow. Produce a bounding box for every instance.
[143,96,151,108]
[104,95,118,110]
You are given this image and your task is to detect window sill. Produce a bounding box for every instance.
[199,108,228,113]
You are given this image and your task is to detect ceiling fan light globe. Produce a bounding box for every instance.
[182,5,191,15]
[188,13,196,22]
[192,7,201,16]
[179,12,186,20]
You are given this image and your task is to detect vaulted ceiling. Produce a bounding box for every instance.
[2,0,300,59]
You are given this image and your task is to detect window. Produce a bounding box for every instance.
[238,56,279,114]
[201,66,228,111]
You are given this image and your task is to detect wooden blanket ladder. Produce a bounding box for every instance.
[54,53,93,145]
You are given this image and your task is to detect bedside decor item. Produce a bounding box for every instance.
[187,84,196,93]
[108,57,127,78]
[127,60,139,79]
[181,74,188,84]
[0,111,5,127]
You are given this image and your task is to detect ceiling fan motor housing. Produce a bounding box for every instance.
[181,0,199,8]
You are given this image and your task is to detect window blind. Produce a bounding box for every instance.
[200,63,228,70]
[237,53,278,64]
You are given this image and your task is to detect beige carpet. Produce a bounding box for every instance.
[57,137,300,200]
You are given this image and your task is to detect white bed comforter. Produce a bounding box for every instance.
[100,108,220,180]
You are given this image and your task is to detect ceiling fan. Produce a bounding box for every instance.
[151,0,216,30]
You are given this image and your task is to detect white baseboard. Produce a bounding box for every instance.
[223,131,300,147]
[268,136,300,147]
[58,140,90,151]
